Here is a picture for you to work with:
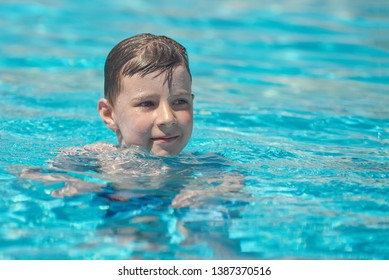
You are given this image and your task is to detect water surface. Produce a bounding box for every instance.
[0,0,388,259]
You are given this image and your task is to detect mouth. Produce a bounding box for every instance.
[151,136,179,143]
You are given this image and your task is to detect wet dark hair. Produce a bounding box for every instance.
[104,33,191,106]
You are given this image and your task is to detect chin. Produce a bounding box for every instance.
[152,149,181,156]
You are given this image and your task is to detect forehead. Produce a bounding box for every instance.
[120,65,191,92]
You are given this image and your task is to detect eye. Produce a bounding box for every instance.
[172,99,189,106]
[138,101,155,107]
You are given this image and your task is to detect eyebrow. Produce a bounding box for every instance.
[170,91,192,96]
[131,91,191,101]
[131,93,159,101]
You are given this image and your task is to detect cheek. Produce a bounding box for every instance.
[178,111,193,129]
[117,111,152,135]
[131,121,153,139]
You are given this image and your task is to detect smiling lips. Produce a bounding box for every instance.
[152,136,179,143]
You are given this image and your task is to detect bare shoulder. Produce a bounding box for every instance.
[49,142,118,171]
[58,142,117,155]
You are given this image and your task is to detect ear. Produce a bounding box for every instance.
[97,98,118,131]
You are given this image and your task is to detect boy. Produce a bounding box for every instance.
[98,33,194,156]
[17,34,243,207]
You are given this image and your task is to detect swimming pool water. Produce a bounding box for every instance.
[0,0,388,259]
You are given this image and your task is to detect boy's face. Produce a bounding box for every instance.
[99,65,193,156]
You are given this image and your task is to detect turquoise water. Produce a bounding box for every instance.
[1,0,388,259]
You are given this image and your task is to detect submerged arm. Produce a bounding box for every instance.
[15,166,106,197]
[171,171,245,208]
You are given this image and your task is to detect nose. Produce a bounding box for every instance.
[155,101,176,127]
